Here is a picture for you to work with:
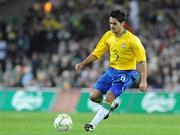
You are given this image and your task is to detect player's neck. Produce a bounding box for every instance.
[116,28,125,37]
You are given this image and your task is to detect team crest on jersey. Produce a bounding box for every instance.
[121,43,126,48]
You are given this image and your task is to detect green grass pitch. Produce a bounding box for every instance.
[0,112,180,135]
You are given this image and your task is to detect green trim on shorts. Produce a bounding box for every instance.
[102,102,111,110]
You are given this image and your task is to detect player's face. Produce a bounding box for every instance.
[109,17,124,33]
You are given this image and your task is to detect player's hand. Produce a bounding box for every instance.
[75,63,84,72]
[139,80,147,92]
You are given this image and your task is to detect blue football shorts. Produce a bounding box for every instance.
[94,67,138,97]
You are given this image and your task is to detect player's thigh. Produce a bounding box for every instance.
[110,77,134,97]
[94,70,112,94]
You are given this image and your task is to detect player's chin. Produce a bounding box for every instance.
[111,29,116,33]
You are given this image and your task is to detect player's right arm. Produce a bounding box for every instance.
[75,54,97,72]
[75,31,110,72]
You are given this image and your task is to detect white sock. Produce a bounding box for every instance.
[111,98,120,108]
[90,106,109,127]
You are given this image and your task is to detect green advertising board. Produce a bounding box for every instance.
[76,91,180,113]
[0,90,56,111]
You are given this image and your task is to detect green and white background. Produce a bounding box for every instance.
[0,88,180,135]
[0,89,56,111]
[0,88,180,113]
[77,91,180,113]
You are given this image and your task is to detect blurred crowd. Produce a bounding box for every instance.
[0,0,179,91]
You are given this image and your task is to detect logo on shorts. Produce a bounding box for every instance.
[121,43,126,48]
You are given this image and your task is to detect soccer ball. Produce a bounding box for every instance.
[54,113,73,131]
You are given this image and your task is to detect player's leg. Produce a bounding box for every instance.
[88,69,113,104]
[85,88,120,131]
[85,87,117,131]
[104,70,138,119]
[84,70,138,131]
[84,69,112,132]
[87,84,121,130]
[104,97,120,119]
[84,91,115,132]
[89,88,103,104]
[89,90,116,127]
[89,88,119,106]
[103,83,124,119]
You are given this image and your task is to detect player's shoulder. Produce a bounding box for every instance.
[126,30,136,38]
[126,30,141,42]
[104,30,114,37]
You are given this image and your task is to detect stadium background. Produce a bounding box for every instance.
[0,0,180,135]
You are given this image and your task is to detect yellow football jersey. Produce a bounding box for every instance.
[92,30,146,70]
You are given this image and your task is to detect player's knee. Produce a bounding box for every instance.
[90,94,99,102]
[89,92,102,103]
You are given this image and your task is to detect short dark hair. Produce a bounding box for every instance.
[110,10,126,23]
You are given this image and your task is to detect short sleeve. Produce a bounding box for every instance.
[131,36,146,63]
[91,32,110,60]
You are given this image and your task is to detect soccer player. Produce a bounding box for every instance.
[75,9,147,131]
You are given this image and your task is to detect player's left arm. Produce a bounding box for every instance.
[139,61,147,92]
[131,36,147,92]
